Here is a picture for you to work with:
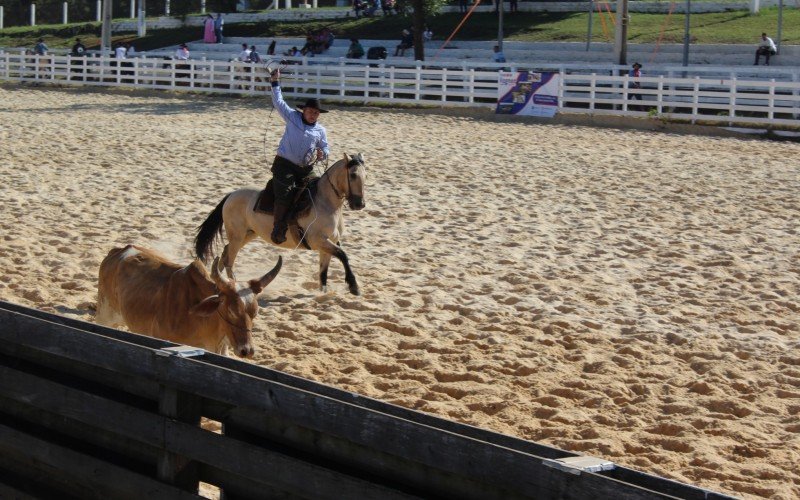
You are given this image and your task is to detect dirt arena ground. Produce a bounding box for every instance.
[1,84,798,499]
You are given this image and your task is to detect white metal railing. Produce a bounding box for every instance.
[1,51,798,126]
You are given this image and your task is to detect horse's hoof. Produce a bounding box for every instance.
[349,285,360,296]
[320,285,328,293]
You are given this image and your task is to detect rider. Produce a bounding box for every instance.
[261,69,330,244]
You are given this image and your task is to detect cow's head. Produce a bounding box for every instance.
[190,256,282,358]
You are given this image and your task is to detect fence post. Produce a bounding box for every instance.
[339,57,345,97]
[657,76,664,115]
[441,67,447,103]
[692,76,700,123]
[415,62,421,101]
[389,65,395,100]
[768,78,775,121]
[729,76,736,123]
[590,73,596,111]
[155,353,201,493]
[468,68,475,104]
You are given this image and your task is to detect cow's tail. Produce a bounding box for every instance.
[194,194,230,263]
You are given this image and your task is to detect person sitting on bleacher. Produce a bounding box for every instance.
[394,29,413,57]
[353,0,365,19]
[248,46,261,64]
[382,0,396,16]
[364,0,380,17]
[347,38,365,59]
[492,45,506,63]
[754,32,777,66]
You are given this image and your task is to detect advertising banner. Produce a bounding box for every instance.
[496,71,560,117]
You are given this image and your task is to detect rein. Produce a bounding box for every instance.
[324,160,358,202]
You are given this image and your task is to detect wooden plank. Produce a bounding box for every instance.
[0,363,419,499]
[0,303,728,499]
[214,404,523,500]
[0,422,202,500]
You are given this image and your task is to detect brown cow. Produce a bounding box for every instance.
[96,244,282,358]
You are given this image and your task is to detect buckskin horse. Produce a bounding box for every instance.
[194,153,366,295]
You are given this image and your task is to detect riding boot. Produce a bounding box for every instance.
[271,201,290,244]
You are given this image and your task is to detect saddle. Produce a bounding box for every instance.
[254,176,319,221]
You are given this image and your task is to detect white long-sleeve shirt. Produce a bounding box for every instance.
[271,83,330,167]
[759,36,777,52]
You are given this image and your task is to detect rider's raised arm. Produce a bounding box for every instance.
[270,80,294,123]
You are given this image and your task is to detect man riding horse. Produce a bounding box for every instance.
[256,68,330,244]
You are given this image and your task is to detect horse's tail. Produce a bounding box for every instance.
[194,194,230,263]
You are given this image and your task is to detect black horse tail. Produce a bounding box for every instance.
[194,194,230,263]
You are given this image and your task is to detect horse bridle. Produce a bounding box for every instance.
[326,159,360,202]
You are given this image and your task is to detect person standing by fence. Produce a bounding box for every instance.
[628,62,643,111]
[257,69,330,244]
[754,32,777,66]
[214,13,224,44]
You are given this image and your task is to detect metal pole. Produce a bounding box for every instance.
[63,2,68,24]
[101,0,112,55]
[586,0,594,51]
[201,0,206,14]
[498,0,504,51]
[138,0,146,36]
[96,0,101,22]
[31,3,36,26]
[682,0,691,66]
[0,6,4,30]
[614,0,628,66]
[776,0,783,54]
[131,0,136,18]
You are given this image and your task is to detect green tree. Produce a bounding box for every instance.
[397,0,447,61]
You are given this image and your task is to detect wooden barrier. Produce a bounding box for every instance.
[0,300,735,499]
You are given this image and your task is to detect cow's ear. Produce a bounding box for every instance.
[190,295,221,317]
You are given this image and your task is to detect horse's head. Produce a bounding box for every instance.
[343,153,367,211]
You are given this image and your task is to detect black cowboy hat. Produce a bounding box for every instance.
[296,98,329,113]
[632,62,642,69]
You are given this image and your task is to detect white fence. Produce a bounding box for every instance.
[2,51,799,127]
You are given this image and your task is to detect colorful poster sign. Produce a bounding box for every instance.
[496,71,560,117]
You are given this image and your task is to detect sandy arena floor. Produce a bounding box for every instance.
[1,84,798,499]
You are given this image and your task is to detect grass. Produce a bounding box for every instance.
[0,7,797,51]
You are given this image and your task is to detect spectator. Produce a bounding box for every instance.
[754,32,777,66]
[34,38,48,56]
[239,43,252,61]
[203,14,216,43]
[423,26,433,43]
[353,0,365,18]
[347,38,365,59]
[248,45,261,63]
[382,0,395,16]
[300,35,315,56]
[114,43,127,59]
[459,0,468,13]
[126,42,136,57]
[394,29,413,57]
[628,62,643,110]
[284,46,299,57]
[365,0,380,17]
[510,0,518,12]
[267,40,277,56]
[214,13,224,44]
[71,38,86,57]
[492,45,506,63]
[175,43,190,60]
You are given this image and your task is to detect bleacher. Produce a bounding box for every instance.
[162,37,800,70]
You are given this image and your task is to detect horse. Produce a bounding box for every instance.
[194,153,367,296]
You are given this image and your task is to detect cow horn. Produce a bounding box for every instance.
[211,256,233,289]
[254,256,282,294]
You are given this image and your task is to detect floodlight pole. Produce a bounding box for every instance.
[138,0,146,36]
[100,0,112,55]
[776,0,783,54]
[613,0,628,66]
[498,0,504,51]
[586,0,594,51]
[682,0,691,66]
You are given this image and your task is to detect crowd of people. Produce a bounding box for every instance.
[203,13,225,44]
[299,28,336,56]
[353,0,398,18]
